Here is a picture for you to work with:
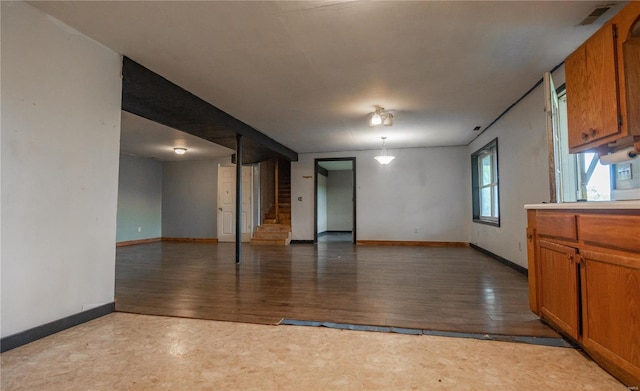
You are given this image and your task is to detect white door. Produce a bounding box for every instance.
[217,165,252,242]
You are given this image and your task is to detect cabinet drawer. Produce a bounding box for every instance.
[536,214,578,241]
[579,215,640,253]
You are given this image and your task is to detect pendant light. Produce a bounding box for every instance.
[374,137,395,164]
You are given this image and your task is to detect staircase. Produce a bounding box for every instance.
[251,223,291,245]
[251,164,292,246]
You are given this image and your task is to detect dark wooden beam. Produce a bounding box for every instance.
[121,57,298,163]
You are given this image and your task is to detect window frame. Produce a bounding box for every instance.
[552,85,613,202]
[471,138,500,226]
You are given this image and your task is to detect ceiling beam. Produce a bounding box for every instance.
[121,56,298,163]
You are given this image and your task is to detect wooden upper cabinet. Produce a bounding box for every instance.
[566,24,620,152]
[624,24,640,136]
[565,3,640,153]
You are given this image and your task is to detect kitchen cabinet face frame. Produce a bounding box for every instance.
[526,208,640,387]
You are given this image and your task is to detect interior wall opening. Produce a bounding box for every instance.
[314,158,356,244]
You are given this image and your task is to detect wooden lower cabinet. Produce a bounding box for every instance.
[527,208,640,387]
[537,240,580,340]
[581,249,640,385]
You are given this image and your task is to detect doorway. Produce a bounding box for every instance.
[217,165,253,242]
[314,158,356,243]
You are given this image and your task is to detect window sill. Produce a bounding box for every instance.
[473,218,500,227]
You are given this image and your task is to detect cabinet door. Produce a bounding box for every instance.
[566,45,589,149]
[624,36,640,135]
[537,240,580,339]
[581,249,640,385]
[567,24,620,151]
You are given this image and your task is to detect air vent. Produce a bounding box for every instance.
[580,4,614,25]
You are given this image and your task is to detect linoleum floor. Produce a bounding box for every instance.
[0,313,626,390]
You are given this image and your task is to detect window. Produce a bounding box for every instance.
[546,77,611,202]
[472,138,499,226]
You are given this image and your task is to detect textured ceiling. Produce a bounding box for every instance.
[30,1,624,158]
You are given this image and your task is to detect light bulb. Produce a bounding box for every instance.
[370,113,382,126]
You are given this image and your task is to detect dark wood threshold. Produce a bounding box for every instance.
[0,302,114,353]
[318,231,352,237]
[470,243,528,276]
[357,240,469,247]
[291,240,314,244]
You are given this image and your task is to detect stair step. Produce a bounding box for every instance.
[257,224,292,232]
[250,238,291,246]
[253,231,291,240]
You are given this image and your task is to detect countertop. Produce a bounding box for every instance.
[524,200,640,210]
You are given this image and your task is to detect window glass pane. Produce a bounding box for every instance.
[481,154,492,185]
[480,187,491,216]
[582,153,611,201]
[472,138,499,226]
[555,92,610,202]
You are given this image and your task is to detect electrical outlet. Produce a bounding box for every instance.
[617,163,632,181]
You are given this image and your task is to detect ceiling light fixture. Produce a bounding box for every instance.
[369,107,393,127]
[374,137,395,165]
[174,147,187,155]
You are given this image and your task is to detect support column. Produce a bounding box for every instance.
[235,134,242,264]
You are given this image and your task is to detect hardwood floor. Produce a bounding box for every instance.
[115,242,558,338]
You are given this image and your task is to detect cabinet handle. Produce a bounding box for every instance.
[589,128,597,138]
[581,132,589,141]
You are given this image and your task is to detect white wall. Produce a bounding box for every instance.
[327,170,353,231]
[468,66,566,268]
[317,173,328,233]
[292,147,470,242]
[1,2,122,337]
[116,154,163,242]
